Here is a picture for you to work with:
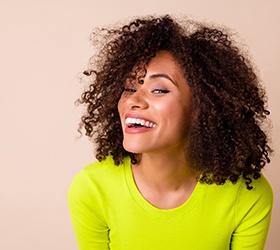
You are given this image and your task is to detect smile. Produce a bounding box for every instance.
[125,117,156,128]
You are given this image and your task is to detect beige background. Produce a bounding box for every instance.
[0,0,279,249]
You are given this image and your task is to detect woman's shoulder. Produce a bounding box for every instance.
[236,174,273,198]
[69,156,128,193]
[211,174,273,215]
[203,174,273,208]
[83,156,123,175]
[211,173,272,194]
[236,174,273,207]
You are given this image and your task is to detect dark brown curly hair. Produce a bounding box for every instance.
[78,15,272,189]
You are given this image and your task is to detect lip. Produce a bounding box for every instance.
[124,113,156,134]
[125,126,153,134]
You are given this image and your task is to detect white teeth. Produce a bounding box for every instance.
[125,117,156,128]
[131,118,137,124]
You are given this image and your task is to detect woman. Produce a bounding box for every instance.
[68,15,273,249]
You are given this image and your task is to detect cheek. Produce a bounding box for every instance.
[166,100,192,129]
[117,99,123,114]
[153,99,174,112]
[117,99,126,128]
[154,100,185,118]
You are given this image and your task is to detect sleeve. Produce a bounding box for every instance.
[230,175,273,250]
[68,170,109,250]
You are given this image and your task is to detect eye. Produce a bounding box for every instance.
[123,88,136,93]
[152,89,170,94]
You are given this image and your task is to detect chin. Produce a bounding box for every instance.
[123,146,141,154]
[123,142,144,154]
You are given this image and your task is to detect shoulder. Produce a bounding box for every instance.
[227,175,273,248]
[202,174,273,214]
[236,174,273,211]
[83,156,122,179]
[203,174,273,230]
[231,174,273,228]
[236,174,273,204]
[69,156,127,191]
[209,174,273,199]
[68,156,130,201]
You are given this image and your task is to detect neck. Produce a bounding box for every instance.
[133,151,198,192]
[132,151,199,209]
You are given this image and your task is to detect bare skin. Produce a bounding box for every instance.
[132,153,199,209]
[118,50,199,209]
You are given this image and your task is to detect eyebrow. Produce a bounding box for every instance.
[148,73,176,85]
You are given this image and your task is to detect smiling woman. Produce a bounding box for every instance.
[68,15,273,250]
[118,50,192,157]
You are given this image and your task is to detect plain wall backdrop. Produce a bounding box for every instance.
[1,0,279,249]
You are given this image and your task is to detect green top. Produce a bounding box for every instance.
[68,156,273,250]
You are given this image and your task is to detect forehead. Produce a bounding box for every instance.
[127,50,185,82]
[145,50,187,87]
[146,50,183,74]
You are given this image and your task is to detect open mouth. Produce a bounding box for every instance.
[125,117,156,128]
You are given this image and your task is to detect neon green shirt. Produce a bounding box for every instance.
[68,157,273,250]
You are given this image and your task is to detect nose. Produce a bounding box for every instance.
[127,89,149,110]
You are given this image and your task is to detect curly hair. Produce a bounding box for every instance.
[78,15,272,189]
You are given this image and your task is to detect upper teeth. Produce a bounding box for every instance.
[125,117,156,128]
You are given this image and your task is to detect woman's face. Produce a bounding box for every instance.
[118,50,192,155]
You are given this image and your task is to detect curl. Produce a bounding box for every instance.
[77,15,272,189]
